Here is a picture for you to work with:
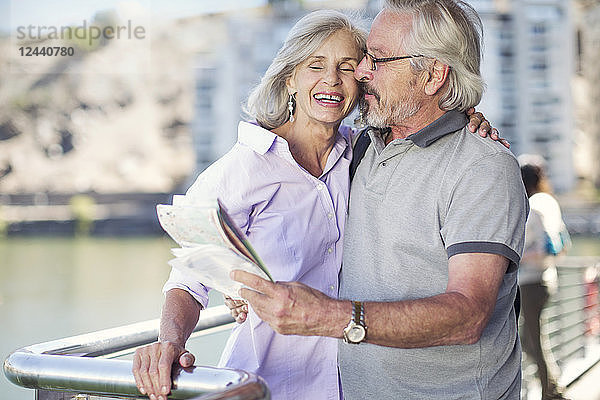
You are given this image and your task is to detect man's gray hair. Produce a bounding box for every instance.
[384,0,485,111]
[244,10,367,129]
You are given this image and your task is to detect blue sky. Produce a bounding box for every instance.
[0,0,269,33]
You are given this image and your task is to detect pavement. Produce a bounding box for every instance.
[523,360,600,400]
[564,361,600,400]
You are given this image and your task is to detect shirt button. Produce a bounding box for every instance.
[317,183,324,191]
[329,284,335,291]
[382,162,387,167]
[327,212,334,219]
[327,247,333,254]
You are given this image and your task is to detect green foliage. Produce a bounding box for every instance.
[69,194,96,236]
[66,29,102,52]
[0,206,7,237]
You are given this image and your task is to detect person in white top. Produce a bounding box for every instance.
[519,154,571,400]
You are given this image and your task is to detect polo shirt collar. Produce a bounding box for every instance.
[406,110,468,148]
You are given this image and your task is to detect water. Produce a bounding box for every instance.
[0,235,598,399]
[570,235,600,257]
[0,236,229,400]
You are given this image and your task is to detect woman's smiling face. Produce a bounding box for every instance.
[287,30,362,127]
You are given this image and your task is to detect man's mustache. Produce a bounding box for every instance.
[359,82,380,101]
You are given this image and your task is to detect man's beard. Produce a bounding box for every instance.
[360,81,422,129]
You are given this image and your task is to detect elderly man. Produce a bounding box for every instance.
[233,0,528,399]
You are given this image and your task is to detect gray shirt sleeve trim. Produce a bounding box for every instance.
[446,241,520,272]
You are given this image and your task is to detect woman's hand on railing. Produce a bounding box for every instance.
[132,341,195,400]
[224,296,248,324]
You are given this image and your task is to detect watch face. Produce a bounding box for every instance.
[347,325,366,343]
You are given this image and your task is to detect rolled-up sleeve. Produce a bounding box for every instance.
[163,267,210,309]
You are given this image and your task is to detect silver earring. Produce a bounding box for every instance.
[288,94,295,123]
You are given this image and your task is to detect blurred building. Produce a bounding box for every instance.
[190,7,301,175]
[475,0,576,192]
[573,0,600,188]
[188,0,580,193]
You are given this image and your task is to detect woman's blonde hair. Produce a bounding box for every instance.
[244,10,367,129]
[384,0,485,112]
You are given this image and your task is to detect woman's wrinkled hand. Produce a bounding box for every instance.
[224,295,248,323]
[466,108,510,149]
[132,341,195,400]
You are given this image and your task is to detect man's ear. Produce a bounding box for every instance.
[424,60,449,96]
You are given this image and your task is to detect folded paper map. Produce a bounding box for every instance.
[157,196,272,299]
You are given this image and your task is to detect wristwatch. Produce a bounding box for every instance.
[343,301,367,344]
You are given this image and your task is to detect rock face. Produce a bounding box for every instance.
[0,19,196,194]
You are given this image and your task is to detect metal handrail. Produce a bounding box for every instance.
[3,305,270,399]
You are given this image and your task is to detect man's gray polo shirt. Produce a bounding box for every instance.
[339,111,528,400]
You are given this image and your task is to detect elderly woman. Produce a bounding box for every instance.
[132,9,495,400]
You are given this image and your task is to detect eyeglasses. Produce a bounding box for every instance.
[362,50,424,71]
